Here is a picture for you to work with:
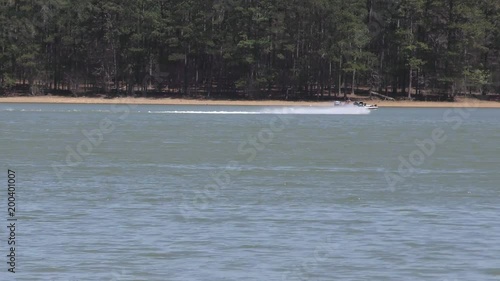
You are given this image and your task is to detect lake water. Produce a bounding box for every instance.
[1,103,499,281]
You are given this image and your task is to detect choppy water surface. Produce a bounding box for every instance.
[1,103,499,280]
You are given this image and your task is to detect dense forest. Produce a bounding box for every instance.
[1,0,500,100]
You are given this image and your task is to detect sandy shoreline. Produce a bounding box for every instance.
[1,95,499,108]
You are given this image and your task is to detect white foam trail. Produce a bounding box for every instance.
[148,106,371,115]
[1,106,370,115]
[148,110,263,115]
[262,106,371,115]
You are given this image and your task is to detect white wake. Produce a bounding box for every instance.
[148,105,371,115]
[262,106,371,115]
[148,110,262,115]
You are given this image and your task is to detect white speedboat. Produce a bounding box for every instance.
[353,101,378,110]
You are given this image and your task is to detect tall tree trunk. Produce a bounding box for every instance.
[338,56,342,97]
[183,51,188,95]
[113,43,118,94]
[351,69,356,95]
[328,61,332,97]
[408,67,412,99]
[416,68,420,95]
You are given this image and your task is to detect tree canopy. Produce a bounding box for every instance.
[1,0,499,99]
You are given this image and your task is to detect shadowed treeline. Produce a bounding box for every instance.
[1,0,499,100]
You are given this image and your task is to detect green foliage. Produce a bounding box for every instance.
[2,74,16,88]
[463,68,490,92]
